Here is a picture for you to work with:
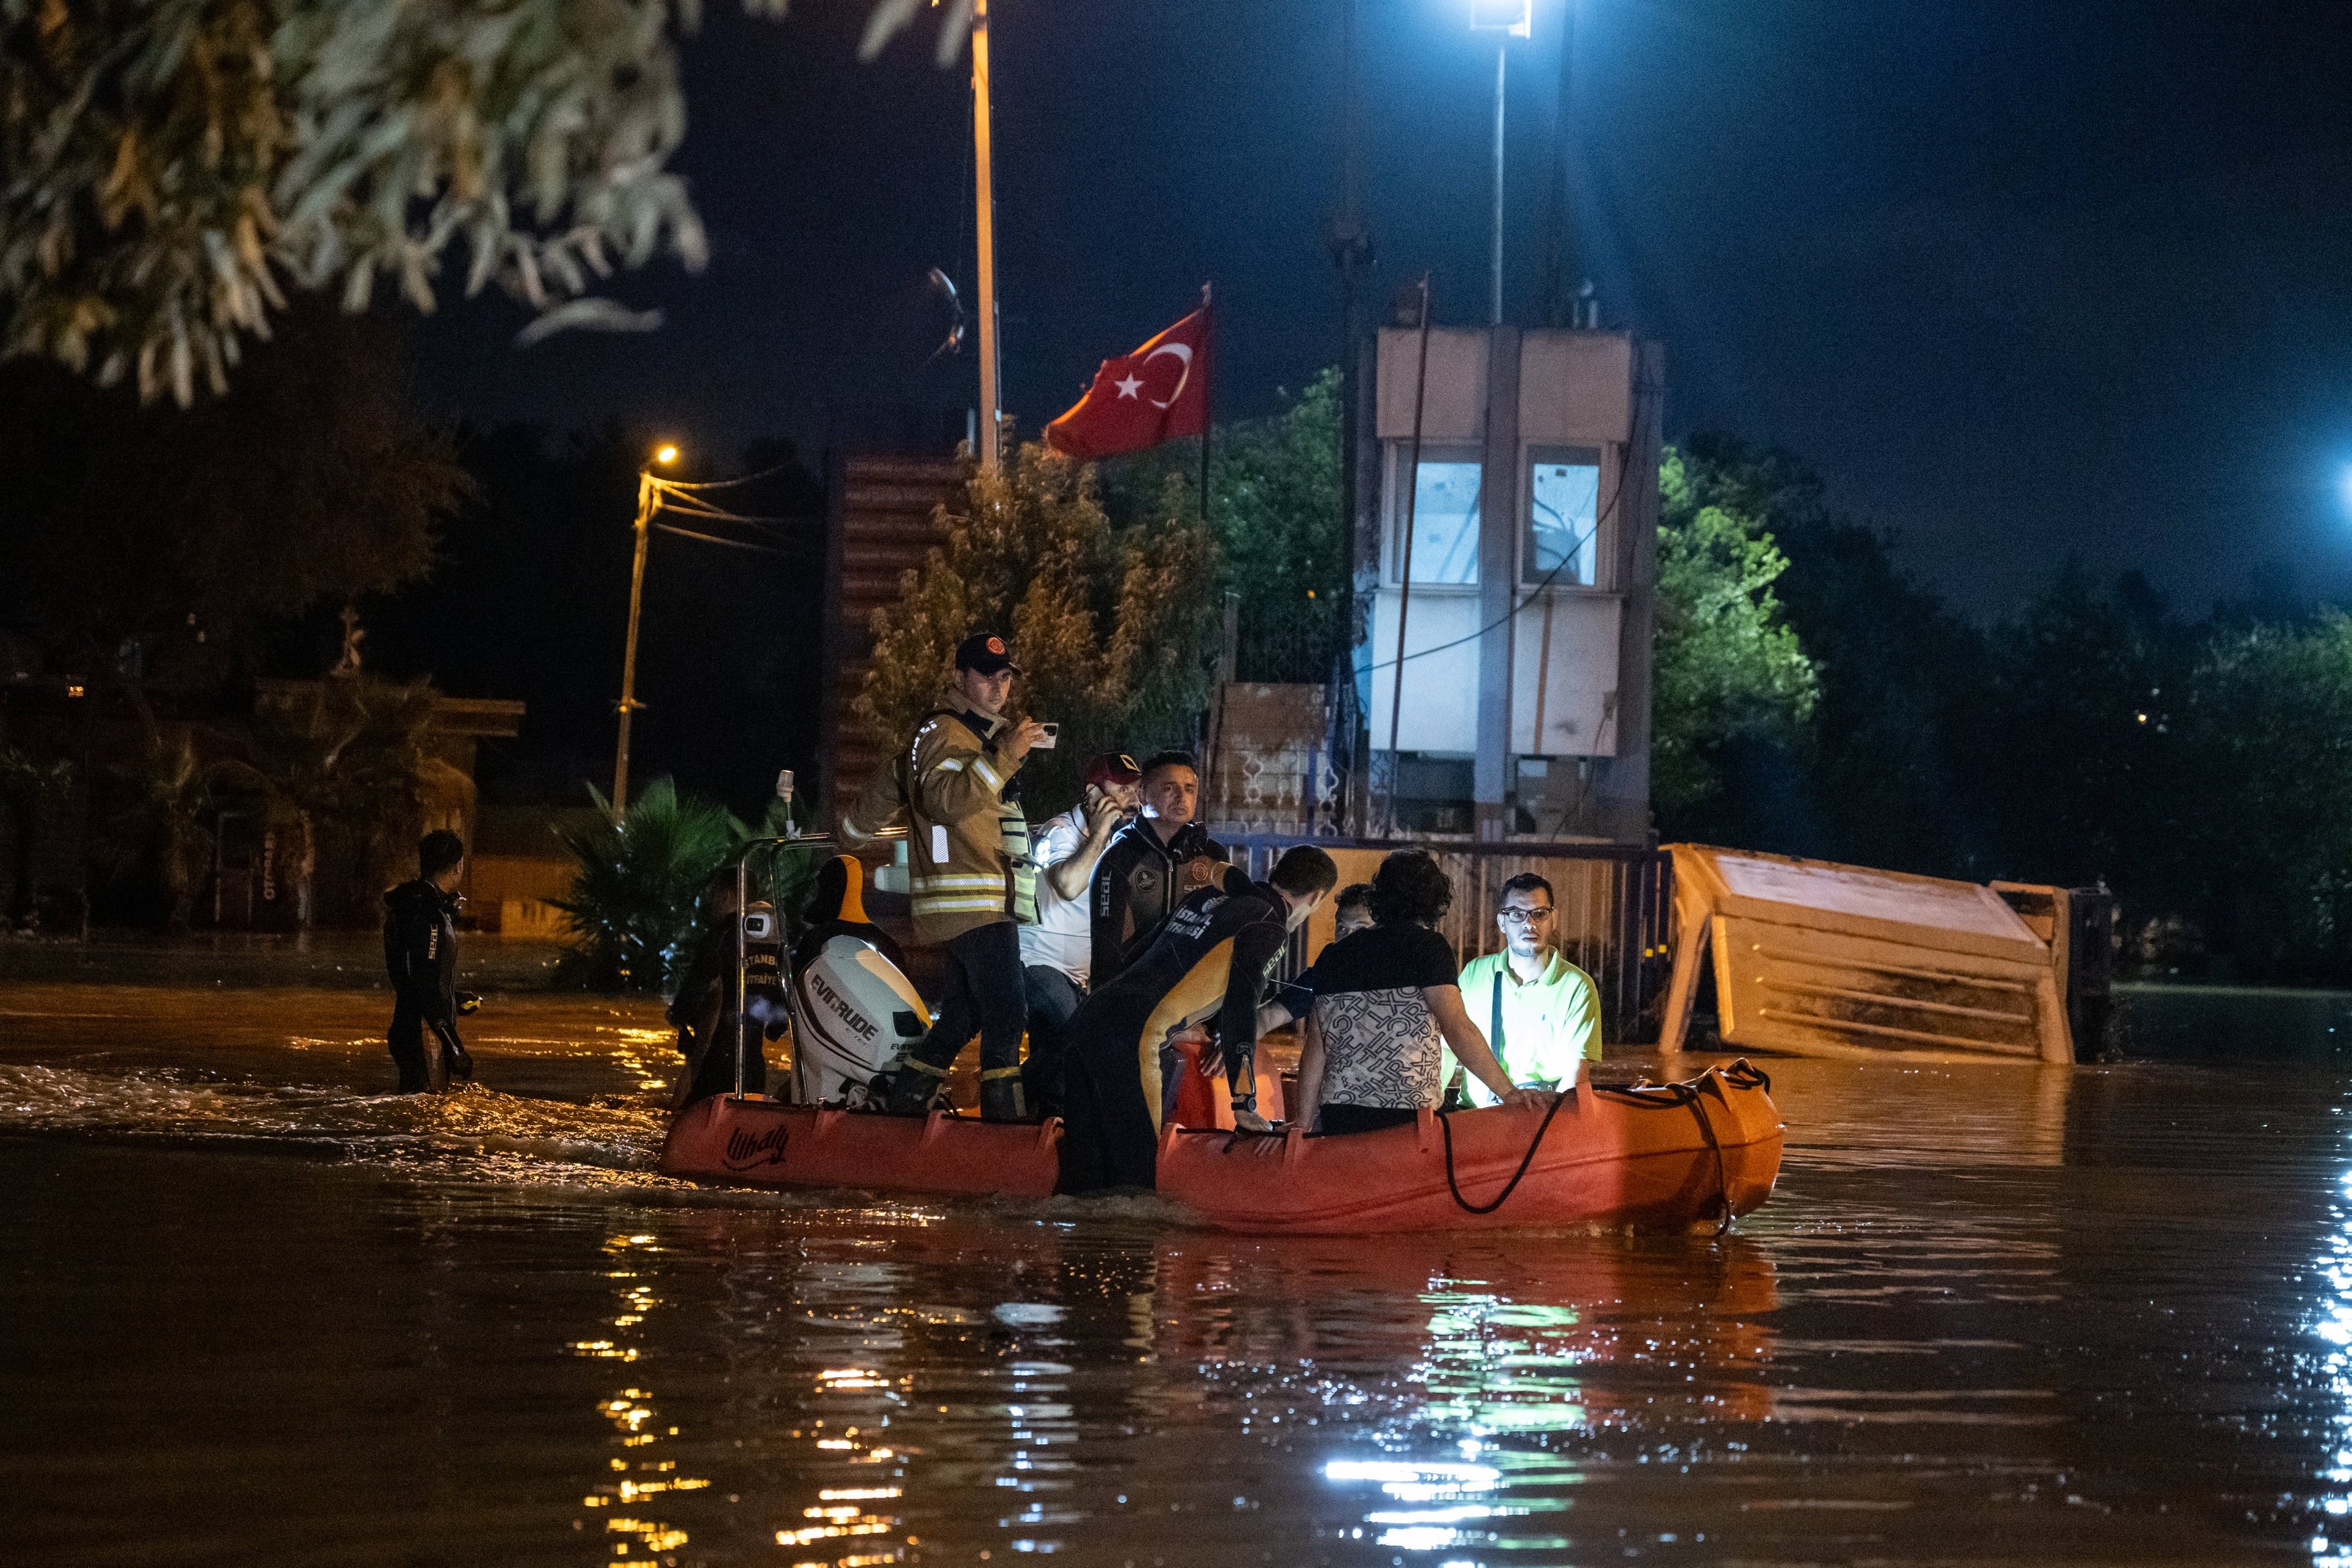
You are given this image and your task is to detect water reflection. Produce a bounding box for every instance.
[1129,1231,1757,1557]
[2312,1168,2352,1567]
[23,999,2352,1567]
[579,1231,711,1563]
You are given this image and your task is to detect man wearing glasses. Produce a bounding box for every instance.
[1450,872,1602,1102]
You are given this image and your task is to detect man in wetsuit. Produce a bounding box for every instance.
[1060,844,1338,1193]
[382,829,473,1093]
[1088,749,1227,988]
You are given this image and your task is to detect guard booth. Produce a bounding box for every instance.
[1358,325,1663,842]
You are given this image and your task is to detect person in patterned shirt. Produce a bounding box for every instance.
[1291,850,1537,1135]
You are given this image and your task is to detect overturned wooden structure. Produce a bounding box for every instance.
[1659,845,2109,1065]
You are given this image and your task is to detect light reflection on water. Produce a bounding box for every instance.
[7,988,2352,1564]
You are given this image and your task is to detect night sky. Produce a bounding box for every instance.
[408,0,2352,615]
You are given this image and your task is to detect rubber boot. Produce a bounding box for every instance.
[885,1060,950,1116]
[980,1068,1030,1124]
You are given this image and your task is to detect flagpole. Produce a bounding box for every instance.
[1197,281,1213,526]
[972,0,1001,473]
[1384,273,1433,837]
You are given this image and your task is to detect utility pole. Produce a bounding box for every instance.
[972,0,1002,472]
[611,470,655,824]
[1331,0,1372,832]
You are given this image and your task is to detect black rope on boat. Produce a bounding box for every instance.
[1682,1085,1734,1238]
[1588,1076,1740,1237]
[1438,1089,1573,1216]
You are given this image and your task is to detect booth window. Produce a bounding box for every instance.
[1393,449,1482,585]
[1526,447,1602,586]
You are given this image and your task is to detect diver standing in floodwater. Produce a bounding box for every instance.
[382,829,474,1094]
[1059,844,1338,1193]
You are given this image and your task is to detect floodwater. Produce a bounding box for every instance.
[5,968,2352,1566]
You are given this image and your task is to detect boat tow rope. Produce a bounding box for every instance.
[1437,1088,1573,1216]
[1441,1061,1770,1228]
[1592,1062,1773,1238]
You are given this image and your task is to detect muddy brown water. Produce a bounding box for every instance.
[3,975,2350,1566]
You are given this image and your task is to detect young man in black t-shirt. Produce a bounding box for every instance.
[1059,845,1337,1193]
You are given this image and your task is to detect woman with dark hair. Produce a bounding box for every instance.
[1292,849,1535,1134]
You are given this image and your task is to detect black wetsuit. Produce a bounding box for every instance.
[383,879,462,1093]
[1088,818,1227,988]
[1061,879,1290,1193]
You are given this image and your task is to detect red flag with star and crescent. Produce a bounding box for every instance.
[1043,305,1211,461]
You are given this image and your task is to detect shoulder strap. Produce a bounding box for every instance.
[1491,968,1505,1057]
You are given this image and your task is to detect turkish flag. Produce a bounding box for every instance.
[1043,306,1211,461]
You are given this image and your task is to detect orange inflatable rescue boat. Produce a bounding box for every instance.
[657,1060,1783,1234]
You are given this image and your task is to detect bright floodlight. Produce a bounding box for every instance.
[654,444,680,466]
[1471,0,1531,35]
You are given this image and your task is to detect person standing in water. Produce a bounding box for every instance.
[382,829,474,1093]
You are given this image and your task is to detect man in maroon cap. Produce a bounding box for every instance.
[1017,751,1142,1118]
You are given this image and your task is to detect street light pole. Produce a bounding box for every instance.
[1472,1,1531,326]
[1491,37,1507,327]
[612,470,654,824]
[612,443,678,824]
[972,0,1002,472]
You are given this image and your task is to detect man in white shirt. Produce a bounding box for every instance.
[1019,752,1141,1118]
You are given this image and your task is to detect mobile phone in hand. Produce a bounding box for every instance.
[1034,722,1059,749]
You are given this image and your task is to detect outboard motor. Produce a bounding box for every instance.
[787,855,931,1107]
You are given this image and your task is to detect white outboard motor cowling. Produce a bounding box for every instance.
[789,931,931,1107]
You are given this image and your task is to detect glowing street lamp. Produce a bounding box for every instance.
[1470,1,1532,327]
[612,442,684,821]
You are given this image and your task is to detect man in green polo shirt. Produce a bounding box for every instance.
[1452,872,1601,1101]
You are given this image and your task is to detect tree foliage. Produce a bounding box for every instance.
[857,441,1220,816]
[0,298,466,667]
[551,777,740,992]
[0,0,806,403]
[1651,445,1819,820]
[1100,369,1348,684]
[245,673,471,927]
[1207,369,1347,681]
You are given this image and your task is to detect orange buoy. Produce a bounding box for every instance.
[657,1062,1782,1234]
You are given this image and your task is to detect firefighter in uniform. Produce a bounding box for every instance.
[841,630,1047,1121]
[1060,844,1338,1192]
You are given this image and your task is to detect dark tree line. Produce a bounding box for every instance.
[1664,435,2352,982]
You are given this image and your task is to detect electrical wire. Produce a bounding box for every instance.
[653,492,818,531]
[652,522,816,555]
[650,461,806,493]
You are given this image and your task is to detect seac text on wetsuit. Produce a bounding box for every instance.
[1087,816,1227,990]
